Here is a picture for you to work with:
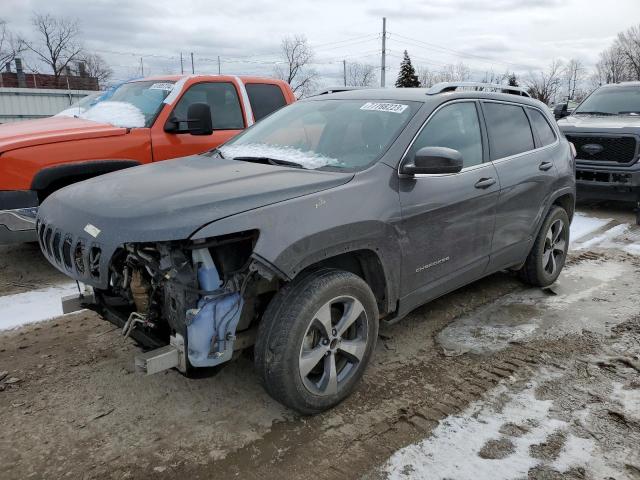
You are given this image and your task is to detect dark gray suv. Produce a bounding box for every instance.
[37,83,576,414]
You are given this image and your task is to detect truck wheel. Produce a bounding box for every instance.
[519,206,570,287]
[255,269,379,415]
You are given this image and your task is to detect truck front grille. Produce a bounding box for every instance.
[37,220,102,281]
[565,135,638,164]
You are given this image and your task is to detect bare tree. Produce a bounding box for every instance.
[274,35,318,97]
[345,62,376,87]
[595,44,630,85]
[0,19,23,67]
[481,69,509,84]
[417,66,436,88]
[417,62,471,88]
[526,60,563,105]
[23,13,83,80]
[616,24,640,80]
[438,62,471,82]
[563,58,585,100]
[80,53,113,87]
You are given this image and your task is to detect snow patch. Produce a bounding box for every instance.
[612,382,640,421]
[569,212,611,245]
[0,283,81,331]
[382,373,611,480]
[80,101,145,128]
[574,223,630,250]
[573,223,640,255]
[219,143,339,170]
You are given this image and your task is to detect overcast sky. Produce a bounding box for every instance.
[3,0,640,87]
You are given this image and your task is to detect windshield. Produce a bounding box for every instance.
[574,86,640,115]
[220,99,420,170]
[80,80,175,128]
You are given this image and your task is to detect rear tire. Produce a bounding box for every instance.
[254,269,379,415]
[519,206,570,287]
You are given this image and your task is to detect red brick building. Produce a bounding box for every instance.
[0,59,100,91]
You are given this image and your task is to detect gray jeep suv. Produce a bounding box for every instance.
[37,83,576,414]
[557,82,640,223]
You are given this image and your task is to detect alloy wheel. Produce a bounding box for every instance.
[298,296,368,396]
[543,218,567,276]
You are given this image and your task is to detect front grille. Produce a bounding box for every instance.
[565,135,638,163]
[37,220,102,281]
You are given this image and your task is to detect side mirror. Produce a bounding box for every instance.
[401,147,463,175]
[186,102,213,135]
[553,103,569,120]
[164,102,213,135]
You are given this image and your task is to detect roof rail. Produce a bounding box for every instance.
[426,82,531,98]
[311,86,372,96]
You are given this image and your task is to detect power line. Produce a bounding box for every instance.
[387,31,529,70]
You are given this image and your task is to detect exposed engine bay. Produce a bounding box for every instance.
[82,231,277,373]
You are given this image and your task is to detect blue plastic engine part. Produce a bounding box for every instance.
[192,248,221,291]
[187,292,243,367]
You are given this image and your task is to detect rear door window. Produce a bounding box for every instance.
[246,83,287,121]
[527,108,557,147]
[174,82,244,130]
[483,102,535,160]
[407,102,483,168]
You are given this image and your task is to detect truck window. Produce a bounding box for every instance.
[174,82,244,130]
[483,102,534,160]
[527,108,557,147]
[246,83,287,121]
[408,102,483,168]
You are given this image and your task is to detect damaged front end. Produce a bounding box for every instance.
[70,230,276,375]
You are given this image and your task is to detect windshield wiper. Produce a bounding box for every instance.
[574,111,615,116]
[233,156,304,169]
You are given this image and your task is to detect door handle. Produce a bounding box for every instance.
[539,161,553,171]
[474,177,496,189]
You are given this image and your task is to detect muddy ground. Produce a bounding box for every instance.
[1,204,639,480]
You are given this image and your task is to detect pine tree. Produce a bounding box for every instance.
[508,73,519,87]
[395,50,420,88]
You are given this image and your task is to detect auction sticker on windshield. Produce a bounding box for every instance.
[149,83,174,91]
[360,102,408,114]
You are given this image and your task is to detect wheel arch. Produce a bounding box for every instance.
[533,187,575,239]
[287,247,396,317]
[31,159,141,201]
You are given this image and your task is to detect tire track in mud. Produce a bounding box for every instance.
[162,251,638,480]
[1,247,639,478]
[162,336,599,480]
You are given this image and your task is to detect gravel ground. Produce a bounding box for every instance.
[0,204,638,480]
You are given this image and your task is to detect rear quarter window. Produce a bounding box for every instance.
[483,102,535,160]
[246,83,287,121]
[527,108,557,147]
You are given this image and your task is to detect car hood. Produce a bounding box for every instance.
[558,114,640,133]
[0,116,127,154]
[38,154,354,244]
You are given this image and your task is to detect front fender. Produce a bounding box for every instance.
[191,162,403,309]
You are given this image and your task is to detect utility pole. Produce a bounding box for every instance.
[190,52,195,74]
[343,60,347,87]
[180,52,184,74]
[140,57,144,77]
[218,56,221,75]
[381,17,386,88]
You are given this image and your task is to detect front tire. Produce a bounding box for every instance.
[519,206,570,287]
[255,269,379,415]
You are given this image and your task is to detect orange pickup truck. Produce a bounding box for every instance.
[0,75,295,244]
